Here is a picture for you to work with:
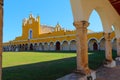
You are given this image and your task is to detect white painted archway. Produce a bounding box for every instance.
[38,43,43,51]
[44,42,49,51]
[70,0,120,33]
[49,42,55,51]
[99,38,105,51]
[70,0,120,74]
[88,38,98,51]
[70,40,76,51]
[62,41,69,51]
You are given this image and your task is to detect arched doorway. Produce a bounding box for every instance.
[30,43,33,50]
[70,40,76,51]
[88,38,98,51]
[34,43,37,51]
[22,44,25,51]
[49,42,55,51]
[44,43,49,51]
[99,38,105,51]
[39,43,43,51]
[93,42,98,50]
[56,41,60,51]
[25,44,28,51]
[62,41,69,51]
[19,44,22,51]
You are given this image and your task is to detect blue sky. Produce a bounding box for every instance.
[3,0,103,42]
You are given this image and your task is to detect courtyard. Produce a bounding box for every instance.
[2,51,117,80]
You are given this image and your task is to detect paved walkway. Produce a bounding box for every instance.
[96,60,120,80]
[57,60,120,80]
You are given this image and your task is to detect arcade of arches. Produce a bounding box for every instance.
[70,0,120,75]
[2,14,118,52]
[3,36,118,52]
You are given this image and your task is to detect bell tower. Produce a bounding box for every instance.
[22,14,42,39]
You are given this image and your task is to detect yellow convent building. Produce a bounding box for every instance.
[3,14,117,51]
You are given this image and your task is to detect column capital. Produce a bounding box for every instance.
[0,0,3,6]
[73,21,89,29]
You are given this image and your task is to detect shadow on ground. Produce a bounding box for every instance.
[3,57,76,80]
[3,50,117,80]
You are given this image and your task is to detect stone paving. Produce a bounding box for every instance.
[96,60,120,80]
[57,60,120,80]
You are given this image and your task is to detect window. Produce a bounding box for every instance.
[29,29,32,39]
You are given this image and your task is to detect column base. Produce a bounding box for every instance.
[56,71,96,80]
[87,71,96,80]
[115,57,120,61]
[74,67,91,75]
[104,60,116,68]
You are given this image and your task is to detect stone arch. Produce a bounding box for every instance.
[25,43,28,51]
[34,43,37,51]
[99,38,105,51]
[112,38,117,51]
[44,42,49,51]
[113,22,120,38]
[88,38,98,51]
[55,41,61,51]
[88,38,99,44]
[70,0,119,33]
[39,43,43,51]
[70,40,76,51]
[13,45,16,51]
[30,43,33,51]
[89,9,113,33]
[19,44,22,51]
[49,42,55,51]
[22,44,25,51]
[62,41,69,51]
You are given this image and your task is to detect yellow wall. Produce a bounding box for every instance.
[22,14,41,40]
[3,14,116,46]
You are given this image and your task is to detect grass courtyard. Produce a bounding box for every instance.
[2,51,117,80]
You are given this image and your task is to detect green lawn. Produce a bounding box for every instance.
[2,51,117,80]
[3,52,76,68]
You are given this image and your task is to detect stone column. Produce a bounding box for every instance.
[0,0,3,80]
[104,33,113,61]
[116,38,120,56]
[73,21,90,74]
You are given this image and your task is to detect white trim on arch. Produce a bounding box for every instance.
[87,37,99,44]
[61,40,69,45]
[99,37,105,43]
[49,42,54,44]
[55,41,61,45]
[69,39,76,44]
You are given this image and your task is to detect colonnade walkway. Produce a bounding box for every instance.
[96,60,120,80]
[57,60,120,80]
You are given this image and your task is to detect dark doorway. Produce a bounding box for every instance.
[22,44,25,51]
[56,42,60,51]
[25,44,28,51]
[19,44,22,51]
[93,42,98,50]
[30,44,33,50]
